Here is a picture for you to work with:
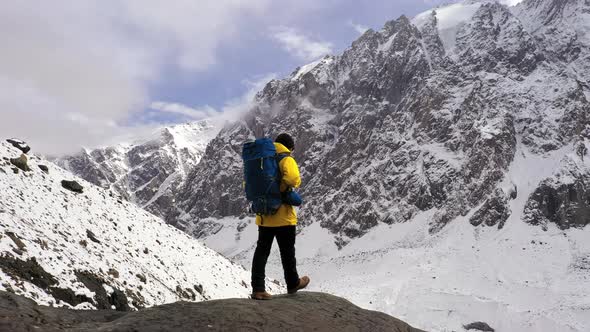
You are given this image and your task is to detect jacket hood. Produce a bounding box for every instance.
[274,142,291,154]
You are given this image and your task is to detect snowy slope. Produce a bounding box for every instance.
[58,120,219,219]
[0,140,281,310]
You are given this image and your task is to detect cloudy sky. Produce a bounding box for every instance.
[1,0,486,155]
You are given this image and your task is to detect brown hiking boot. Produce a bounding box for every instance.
[287,276,310,294]
[251,291,272,300]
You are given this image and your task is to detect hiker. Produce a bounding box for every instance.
[249,133,310,300]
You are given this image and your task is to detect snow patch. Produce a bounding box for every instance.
[291,57,334,81]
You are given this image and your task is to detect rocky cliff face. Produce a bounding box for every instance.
[169,0,590,246]
[57,121,218,219]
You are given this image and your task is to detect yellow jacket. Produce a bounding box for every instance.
[255,142,301,227]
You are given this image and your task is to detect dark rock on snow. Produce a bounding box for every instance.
[0,255,93,307]
[523,151,590,230]
[469,189,511,229]
[0,256,55,291]
[0,290,423,332]
[61,180,84,193]
[0,256,129,311]
[6,138,30,154]
[74,271,130,311]
[524,180,590,230]
[38,164,49,173]
[5,232,26,251]
[86,229,101,243]
[463,321,495,332]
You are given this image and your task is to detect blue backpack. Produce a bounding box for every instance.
[242,138,291,215]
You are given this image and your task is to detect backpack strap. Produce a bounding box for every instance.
[275,152,290,190]
[275,152,290,164]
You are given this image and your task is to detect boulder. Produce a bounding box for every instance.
[86,230,101,243]
[6,139,30,154]
[61,180,84,193]
[5,232,26,251]
[464,321,495,331]
[0,291,424,332]
[38,165,49,173]
[10,154,30,172]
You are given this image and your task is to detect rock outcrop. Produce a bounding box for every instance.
[61,180,84,193]
[0,290,424,332]
[523,140,590,229]
[6,139,30,154]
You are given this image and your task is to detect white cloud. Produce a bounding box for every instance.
[348,22,369,35]
[150,73,277,127]
[149,102,217,120]
[499,0,524,6]
[0,1,272,155]
[271,26,333,61]
[218,73,278,120]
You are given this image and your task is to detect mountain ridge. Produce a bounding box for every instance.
[169,0,589,245]
[57,120,219,219]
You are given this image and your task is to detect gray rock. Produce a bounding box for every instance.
[86,229,101,243]
[464,321,495,331]
[6,138,30,154]
[0,256,92,307]
[0,290,424,332]
[5,231,26,251]
[469,189,511,229]
[523,148,590,230]
[75,270,130,311]
[524,180,590,229]
[61,180,83,193]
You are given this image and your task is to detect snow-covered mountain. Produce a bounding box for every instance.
[171,0,590,240]
[57,120,219,219]
[159,0,590,330]
[0,140,281,310]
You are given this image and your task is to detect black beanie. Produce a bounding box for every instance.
[275,133,295,150]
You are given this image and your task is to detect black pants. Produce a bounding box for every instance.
[251,226,299,292]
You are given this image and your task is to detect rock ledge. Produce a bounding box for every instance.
[0,290,423,332]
